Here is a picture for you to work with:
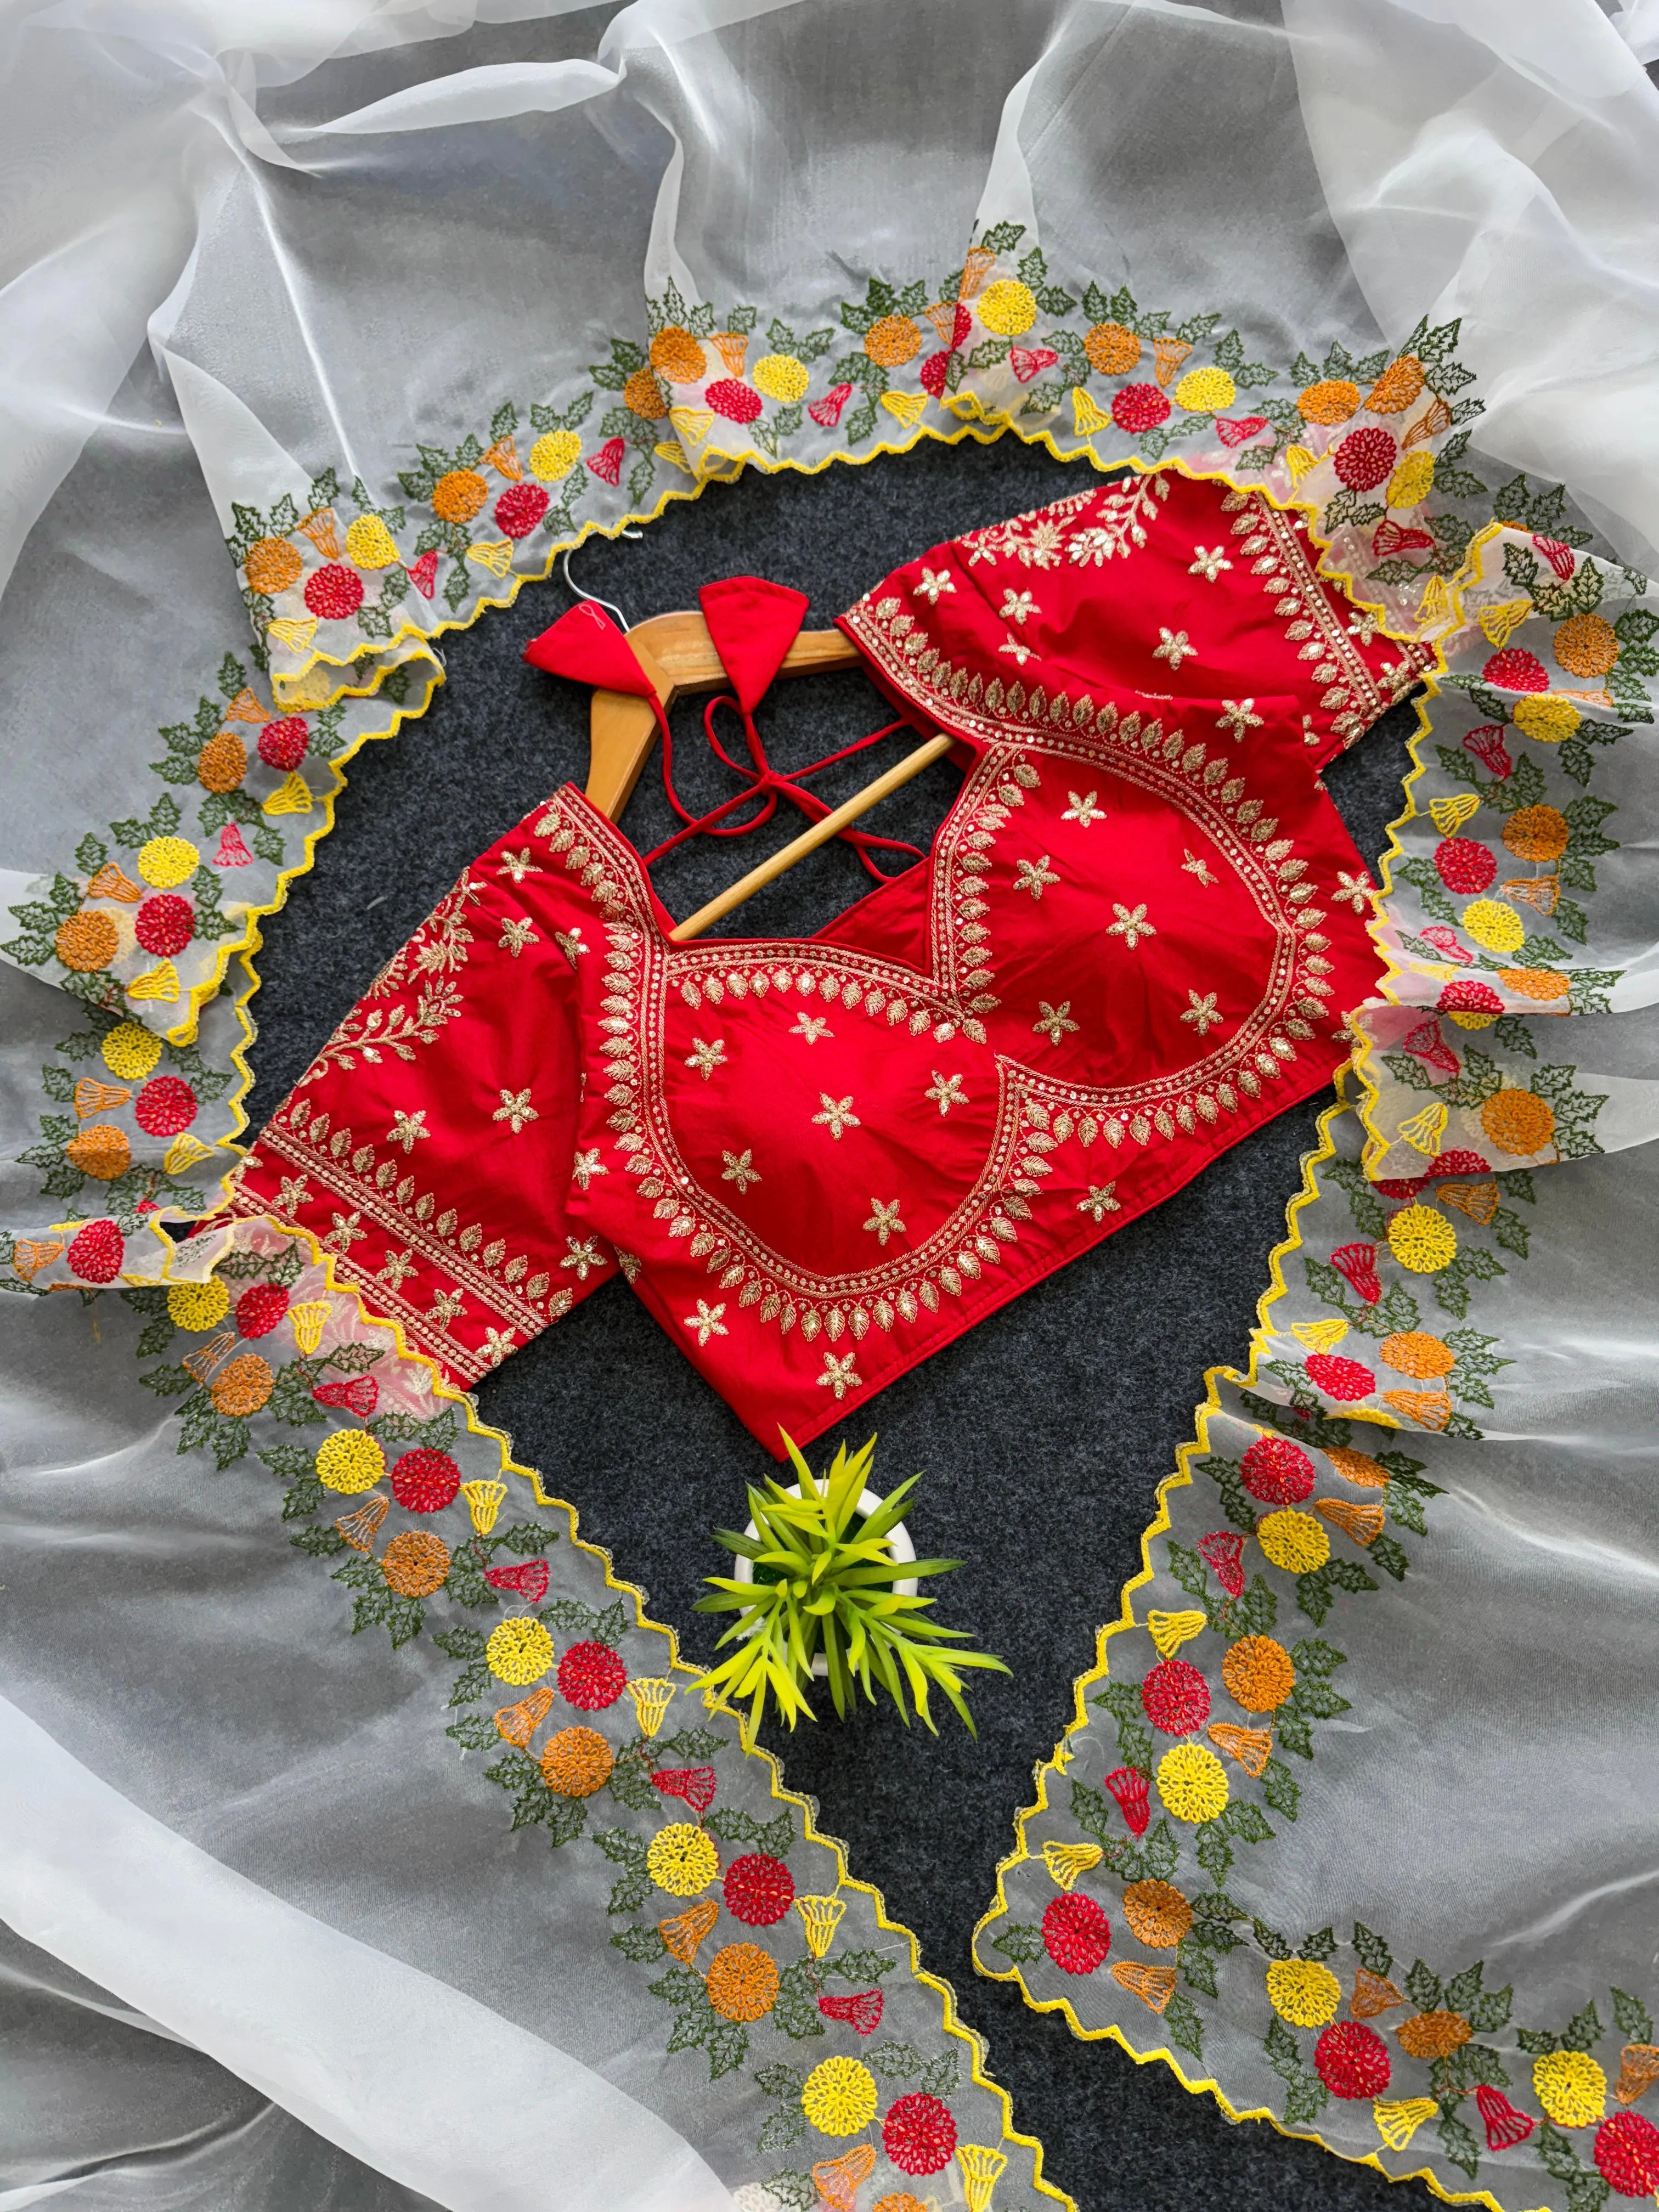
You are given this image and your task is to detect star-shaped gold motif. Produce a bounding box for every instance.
[1076,1184,1120,1223]
[560,1237,603,1280]
[555,927,588,965]
[791,1013,832,1044]
[1218,698,1263,738]
[481,1326,517,1367]
[499,917,538,957]
[326,1210,366,1251]
[571,1148,606,1190]
[387,1108,430,1153]
[916,567,955,606]
[1108,901,1156,949]
[1347,608,1381,644]
[684,1300,728,1347]
[998,634,1034,666]
[428,1285,465,1328]
[817,1350,862,1398]
[926,1071,966,1115]
[379,1248,416,1289]
[1015,854,1060,900]
[1033,1000,1079,1046]
[497,848,540,884]
[1153,627,1195,668]
[1334,870,1373,912]
[687,1037,727,1080]
[493,1087,538,1133]
[1000,588,1038,626]
[1188,545,1232,582]
[1063,790,1105,827]
[1181,990,1222,1037]
[863,1197,906,1246]
[812,1093,860,1139]
[1181,849,1217,887]
[722,1148,761,1193]
[278,1173,311,1212]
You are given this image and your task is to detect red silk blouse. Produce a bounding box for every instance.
[235,472,1423,1455]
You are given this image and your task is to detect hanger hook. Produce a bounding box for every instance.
[562,529,641,630]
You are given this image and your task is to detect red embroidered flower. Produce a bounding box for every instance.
[1314,2020,1391,2099]
[1111,383,1171,434]
[1104,1766,1150,1835]
[586,438,625,485]
[919,351,954,397]
[1427,1148,1491,1176]
[1434,838,1496,894]
[723,1853,794,1925]
[1329,1243,1381,1302]
[391,1447,461,1514]
[1305,1352,1375,1401]
[303,564,364,620]
[1199,1530,1246,1596]
[133,1075,197,1137]
[1482,647,1549,693]
[1240,1436,1316,1505]
[883,2094,957,2175]
[559,1639,627,1709]
[1463,725,1513,778]
[134,895,194,957]
[495,484,550,540]
[1140,1658,1210,1736]
[1437,979,1505,1017]
[1333,427,1396,492]
[706,379,763,425]
[236,1283,290,1339]
[1042,1891,1110,1974]
[258,718,310,771]
[807,383,853,428]
[67,1219,123,1282]
[1595,2113,1659,2197]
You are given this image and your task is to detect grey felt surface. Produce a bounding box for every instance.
[244,436,1431,2211]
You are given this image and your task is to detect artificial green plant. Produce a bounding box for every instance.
[694,1432,1008,1739]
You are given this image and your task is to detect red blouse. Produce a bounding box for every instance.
[235,473,1421,1455]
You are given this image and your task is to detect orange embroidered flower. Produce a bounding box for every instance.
[1121,1880,1193,1948]
[1480,1086,1555,1155]
[1503,804,1570,862]
[1379,1331,1455,1379]
[1364,355,1425,416]
[1297,379,1361,426]
[382,1529,451,1597]
[54,910,120,973]
[863,315,922,368]
[1084,321,1140,376]
[195,730,248,793]
[244,537,304,595]
[539,1725,614,1797]
[211,1353,274,1416]
[1221,1634,1295,1713]
[431,469,488,524]
[650,326,706,383]
[65,1124,129,1181]
[1553,611,1619,679]
[622,367,670,421]
[1397,2010,1472,2059]
[706,1942,781,2022]
[1497,965,1571,1002]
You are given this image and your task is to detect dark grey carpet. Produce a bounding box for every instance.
[245,434,1429,2212]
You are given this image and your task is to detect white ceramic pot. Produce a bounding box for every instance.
[730,1484,919,1678]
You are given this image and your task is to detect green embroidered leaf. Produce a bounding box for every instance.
[1195,1454,1255,1532]
[1468,1985,1514,2035]
[1431,2042,1509,2098]
[1177,1937,1219,1997]
[134,1313,178,1358]
[1435,2098,1482,2179]
[758,2111,809,2155]
[1274,1706,1313,1760]
[823,1948,895,1984]
[432,1625,487,1662]
[1368,1532,1410,1583]
[1252,1918,1293,1961]
[654,1726,724,1763]
[1405,1959,1444,2011]
[1612,1988,1655,2043]
[444,1712,499,1751]
[704,1807,793,1858]
[1519,2026,1562,2056]
[1567,2000,1605,2049]
[605,1746,660,1813]
[445,1661,489,1708]
[868,2041,926,2080]
[1163,1990,1205,2060]
[770,1958,823,2040]
[1294,1558,1378,1625]
[1194,1822,1233,1889]
[1141,1819,1180,1882]
[176,1396,252,1470]
[546,1795,586,1848]
[289,1526,347,1556]
[1260,1760,1300,1820]
[611,1923,667,1963]
[1296,1926,1336,1963]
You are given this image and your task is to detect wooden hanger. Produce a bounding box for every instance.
[585,607,953,944]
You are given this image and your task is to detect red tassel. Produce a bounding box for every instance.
[1104,1766,1151,1837]
[586,437,625,485]
[651,1766,716,1816]
[808,383,853,428]
[1476,2085,1536,2151]
[485,1560,550,1604]
[1330,1242,1382,1303]
[1199,1530,1247,1597]
[313,1376,378,1416]
[1216,416,1269,448]
[1463,724,1513,778]
[405,551,438,599]
[818,1988,884,2035]
[1401,1018,1461,1077]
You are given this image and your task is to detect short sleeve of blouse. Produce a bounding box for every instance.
[842,470,1430,770]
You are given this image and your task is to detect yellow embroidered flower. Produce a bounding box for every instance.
[1155,1743,1229,1824]
[647,1821,720,1897]
[1256,1510,1330,1573]
[1480,1086,1556,1156]
[167,1278,229,1331]
[1553,611,1619,679]
[528,431,582,482]
[1296,379,1361,426]
[344,514,400,570]
[1385,452,1436,509]
[977,279,1037,337]
[1266,1958,1342,2027]
[1460,897,1525,955]
[315,1429,387,1495]
[1173,366,1236,414]
[752,353,810,404]
[244,536,304,595]
[137,836,200,889]
[1514,693,1580,744]
[802,2056,879,2136]
[1533,2049,1607,2128]
[1386,1204,1458,1275]
[101,1021,164,1079]
[486,1615,556,1685]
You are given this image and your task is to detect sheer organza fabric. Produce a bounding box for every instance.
[1,3,1657,2209]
